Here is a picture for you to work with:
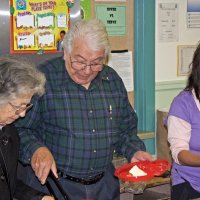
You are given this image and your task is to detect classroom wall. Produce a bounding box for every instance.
[155,80,186,111]
[155,0,200,110]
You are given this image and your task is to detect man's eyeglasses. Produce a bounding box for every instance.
[70,56,104,72]
[8,102,33,115]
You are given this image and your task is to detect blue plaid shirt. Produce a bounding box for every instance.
[16,56,146,177]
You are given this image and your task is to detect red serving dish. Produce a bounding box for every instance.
[114,159,171,182]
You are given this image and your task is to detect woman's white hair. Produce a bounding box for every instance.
[0,55,46,104]
[63,19,110,56]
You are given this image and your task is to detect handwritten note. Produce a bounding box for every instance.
[17,35,35,47]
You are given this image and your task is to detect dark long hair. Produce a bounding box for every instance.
[185,43,200,101]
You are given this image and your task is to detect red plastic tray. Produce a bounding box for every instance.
[114,159,171,182]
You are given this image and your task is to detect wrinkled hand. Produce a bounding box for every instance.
[31,147,57,184]
[42,196,55,200]
[131,151,154,163]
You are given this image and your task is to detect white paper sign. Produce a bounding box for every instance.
[108,51,133,92]
[158,3,179,42]
[17,35,35,46]
[17,15,34,28]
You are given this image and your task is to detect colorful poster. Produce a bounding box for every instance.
[10,0,69,53]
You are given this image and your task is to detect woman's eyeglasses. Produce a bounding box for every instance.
[8,102,33,115]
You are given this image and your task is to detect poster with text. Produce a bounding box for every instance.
[10,0,69,54]
[96,4,126,36]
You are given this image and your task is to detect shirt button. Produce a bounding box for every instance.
[93,150,96,153]
[90,168,94,170]
[92,129,96,133]
[89,110,93,113]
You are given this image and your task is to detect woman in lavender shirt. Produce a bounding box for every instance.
[167,42,200,200]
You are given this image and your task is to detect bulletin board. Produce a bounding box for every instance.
[91,1,134,105]
[10,0,70,54]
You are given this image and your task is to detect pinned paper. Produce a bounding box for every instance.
[108,51,133,92]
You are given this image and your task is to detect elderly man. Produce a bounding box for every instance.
[16,19,152,200]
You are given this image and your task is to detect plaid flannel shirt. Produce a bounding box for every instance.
[16,56,146,177]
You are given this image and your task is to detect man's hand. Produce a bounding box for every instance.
[42,196,55,200]
[31,147,57,184]
[131,151,154,163]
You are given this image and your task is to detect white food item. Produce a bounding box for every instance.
[129,165,147,177]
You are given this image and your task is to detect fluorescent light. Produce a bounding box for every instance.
[70,10,80,18]
[0,10,10,16]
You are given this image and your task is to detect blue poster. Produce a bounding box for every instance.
[187,0,200,28]
[187,0,200,12]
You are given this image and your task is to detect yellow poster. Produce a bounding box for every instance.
[10,0,70,53]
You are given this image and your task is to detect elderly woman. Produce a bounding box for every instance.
[0,56,54,200]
